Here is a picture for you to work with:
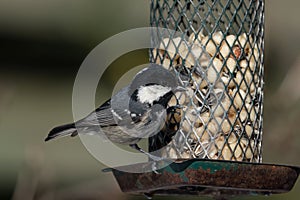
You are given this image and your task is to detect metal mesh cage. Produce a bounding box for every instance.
[149,0,264,162]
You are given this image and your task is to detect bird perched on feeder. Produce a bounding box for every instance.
[45,64,185,161]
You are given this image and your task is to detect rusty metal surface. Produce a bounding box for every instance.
[108,159,300,198]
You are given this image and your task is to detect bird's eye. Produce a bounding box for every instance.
[130,112,139,122]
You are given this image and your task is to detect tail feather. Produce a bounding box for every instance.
[45,123,77,141]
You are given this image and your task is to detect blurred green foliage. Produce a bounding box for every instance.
[0,0,299,199]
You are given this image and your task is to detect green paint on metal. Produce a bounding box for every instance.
[190,161,239,174]
[160,160,239,177]
[160,164,189,182]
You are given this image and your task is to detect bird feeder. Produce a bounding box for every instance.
[107,0,300,199]
[149,0,264,162]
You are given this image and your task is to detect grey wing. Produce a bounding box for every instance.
[76,86,133,128]
[75,99,130,128]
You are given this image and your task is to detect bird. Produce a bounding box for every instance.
[45,64,185,161]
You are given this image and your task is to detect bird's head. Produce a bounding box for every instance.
[129,64,185,108]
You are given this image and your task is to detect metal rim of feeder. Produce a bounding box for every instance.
[106,159,300,199]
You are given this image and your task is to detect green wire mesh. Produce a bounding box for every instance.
[149,0,264,163]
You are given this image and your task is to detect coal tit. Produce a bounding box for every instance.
[45,64,184,161]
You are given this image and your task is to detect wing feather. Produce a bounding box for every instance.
[76,99,132,128]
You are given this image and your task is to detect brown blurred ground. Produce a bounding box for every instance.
[0,0,299,200]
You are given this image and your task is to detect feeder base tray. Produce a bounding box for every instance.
[104,159,300,199]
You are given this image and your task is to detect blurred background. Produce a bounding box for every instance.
[0,0,299,199]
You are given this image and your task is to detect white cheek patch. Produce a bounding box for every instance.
[137,85,172,105]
